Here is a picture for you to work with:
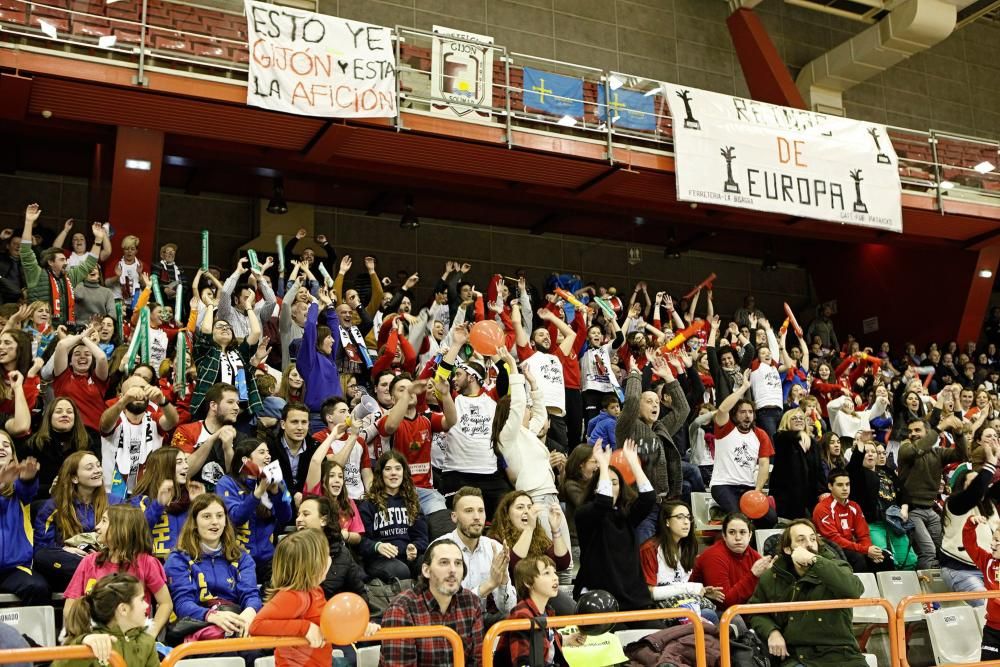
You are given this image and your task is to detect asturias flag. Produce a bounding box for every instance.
[523,67,584,118]
[597,84,656,131]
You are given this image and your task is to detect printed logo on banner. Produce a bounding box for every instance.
[596,85,655,131]
[523,67,584,118]
[244,0,396,118]
[662,83,903,233]
[430,25,494,119]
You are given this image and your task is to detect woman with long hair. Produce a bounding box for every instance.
[0,429,48,604]
[130,447,196,558]
[54,574,158,667]
[18,397,94,498]
[295,497,366,599]
[490,490,571,575]
[691,512,773,610]
[34,451,108,590]
[639,500,723,623]
[189,301,263,420]
[810,361,842,417]
[0,329,39,415]
[163,493,261,643]
[277,365,305,404]
[216,438,293,587]
[308,459,363,547]
[770,407,824,520]
[357,450,428,581]
[819,432,846,482]
[574,439,656,612]
[50,324,110,433]
[96,315,119,360]
[63,505,173,638]
[559,443,598,571]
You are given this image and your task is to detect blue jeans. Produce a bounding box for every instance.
[417,486,448,514]
[755,406,782,442]
[711,484,777,528]
[637,504,660,544]
[941,566,985,607]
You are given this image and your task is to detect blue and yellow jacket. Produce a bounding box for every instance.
[163,547,261,621]
[0,478,38,570]
[33,498,96,550]
[215,475,292,564]
[131,494,187,559]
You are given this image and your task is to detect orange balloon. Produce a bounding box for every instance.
[739,490,769,520]
[469,320,505,356]
[320,592,369,645]
[609,449,636,485]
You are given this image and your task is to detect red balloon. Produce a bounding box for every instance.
[740,490,769,520]
[320,592,369,645]
[609,449,636,485]
[468,320,505,356]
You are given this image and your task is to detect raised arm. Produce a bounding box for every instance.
[715,369,752,426]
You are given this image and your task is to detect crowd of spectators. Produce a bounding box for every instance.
[0,200,999,666]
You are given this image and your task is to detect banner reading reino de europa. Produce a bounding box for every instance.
[244,0,396,118]
[662,83,902,233]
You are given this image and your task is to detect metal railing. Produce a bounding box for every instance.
[482,607,706,667]
[160,625,466,667]
[0,645,127,666]
[2,0,998,206]
[719,598,900,667]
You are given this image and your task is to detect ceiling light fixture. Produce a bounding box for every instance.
[979,269,994,279]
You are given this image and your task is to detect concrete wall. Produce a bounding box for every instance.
[318,0,999,139]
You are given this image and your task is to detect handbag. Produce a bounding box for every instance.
[164,602,241,646]
[365,577,413,620]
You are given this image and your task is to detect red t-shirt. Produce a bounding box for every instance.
[377,412,445,489]
[0,374,39,415]
[53,371,108,432]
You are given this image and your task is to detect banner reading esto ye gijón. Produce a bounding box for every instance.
[662,83,902,233]
[245,0,396,118]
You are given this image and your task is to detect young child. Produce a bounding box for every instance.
[249,528,378,667]
[0,432,48,604]
[964,514,1000,661]
[64,504,173,639]
[496,555,586,667]
[586,395,620,447]
[54,573,159,667]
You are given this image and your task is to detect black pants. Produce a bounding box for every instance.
[843,548,896,574]
[33,547,83,592]
[565,388,584,448]
[546,415,568,454]
[440,470,512,519]
[983,625,1000,662]
[365,556,417,582]
[0,567,50,605]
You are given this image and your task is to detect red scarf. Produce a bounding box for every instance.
[48,270,75,322]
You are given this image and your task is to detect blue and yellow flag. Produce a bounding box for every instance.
[596,85,656,131]
[523,67,584,118]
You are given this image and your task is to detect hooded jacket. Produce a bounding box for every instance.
[748,548,866,667]
[53,624,158,667]
[131,494,188,559]
[164,547,262,621]
[34,498,97,550]
[586,410,618,447]
[0,478,38,570]
[216,474,293,564]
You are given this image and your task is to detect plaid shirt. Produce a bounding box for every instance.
[380,585,483,667]
[190,332,263,416]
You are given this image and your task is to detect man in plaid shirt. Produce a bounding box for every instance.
[380,539,484,667]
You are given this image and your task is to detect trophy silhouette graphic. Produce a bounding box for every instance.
[721,147,740,194]
[850,169,868,213]
[676,89,700,130]
[868,128,891,165]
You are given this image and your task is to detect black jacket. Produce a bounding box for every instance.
[321,537,367,599]
[265,430,318,496]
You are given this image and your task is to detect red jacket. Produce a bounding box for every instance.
[249,588,328,667]
[812,495,872,554]
[689,539,761,610]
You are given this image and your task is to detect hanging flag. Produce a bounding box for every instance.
[523,67,584,118]
[596,85,656,131]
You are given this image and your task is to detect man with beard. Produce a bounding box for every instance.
[749,519,866,667]
[512,298,575,454]
[381,539,485,666]
[99,374,178,502]
[711,369,776,527]
[435,487,515,626]
[171,382,240,489]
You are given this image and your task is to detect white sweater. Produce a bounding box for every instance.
[827,394,889,439]
[497,375,557,497]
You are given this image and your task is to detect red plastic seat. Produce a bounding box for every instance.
[0,7,26,23]
[190,39,226,58]
[72,17,110,36]
[150,30,186,50]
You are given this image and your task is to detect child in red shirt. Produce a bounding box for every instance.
[963,515,1000,661]
[250,528,379,667]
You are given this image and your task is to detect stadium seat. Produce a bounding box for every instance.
[754,528,782,554]
[918,568,966,609]
[853,572,888,624]
[177,659,245,667]
[0,605,56,646]
[925,606,982,664]
[876,570,923,622]
[356,645,381,667]
[691,492,720,533]
[253,658,274,667]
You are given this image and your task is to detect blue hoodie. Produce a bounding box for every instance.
[298,303,341,413]
[164,548,261,621]
[215,475,293,565]
[0,478,38,570]
[358,494,428,561]
[34,498,97,550]
[131,495,188,559]
[586,411,618,448]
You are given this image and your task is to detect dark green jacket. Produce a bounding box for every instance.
[52,624,159,667]
[20,241,96,324]
[748,549,866,667]
[898,429,965,507]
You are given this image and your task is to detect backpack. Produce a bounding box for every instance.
[727,627,769,667]
[364,577,413,622]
